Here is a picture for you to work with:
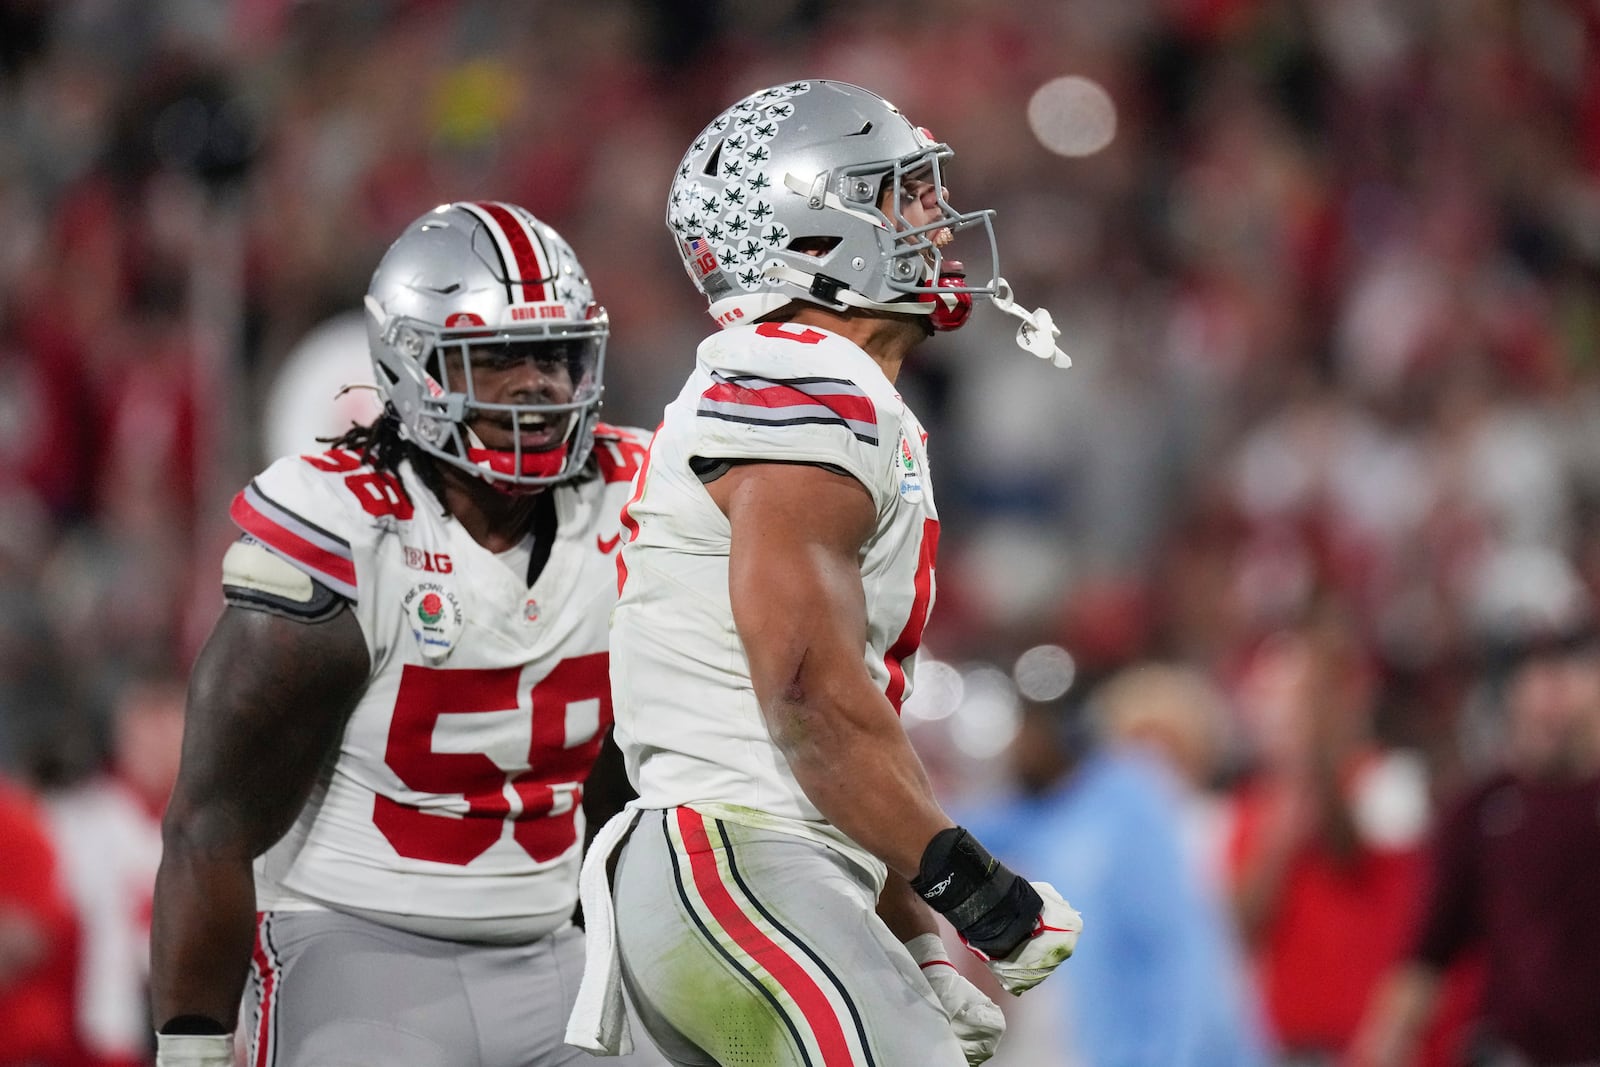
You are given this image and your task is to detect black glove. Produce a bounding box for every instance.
[910,827,1042,959]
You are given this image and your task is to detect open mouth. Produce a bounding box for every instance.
[475,412,570,452]
[911,226,956,270]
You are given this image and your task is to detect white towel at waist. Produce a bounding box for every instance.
[564,808,641,1056]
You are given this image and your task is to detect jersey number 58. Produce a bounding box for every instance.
[373,654,611,865]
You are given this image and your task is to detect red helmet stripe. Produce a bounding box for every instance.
[470,201,550,304]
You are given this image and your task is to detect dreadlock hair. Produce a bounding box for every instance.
[322,405,448,511]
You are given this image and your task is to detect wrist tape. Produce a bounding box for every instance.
[910,827,1042,959]
[155,1032,233,1067]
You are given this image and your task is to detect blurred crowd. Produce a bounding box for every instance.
[2,0,1600,1064]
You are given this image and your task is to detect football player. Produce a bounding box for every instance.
[150,202,665,1066]
[566,82,1080,1067]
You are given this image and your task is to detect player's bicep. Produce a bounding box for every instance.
[711,461,876,705]
[166,604,369,859]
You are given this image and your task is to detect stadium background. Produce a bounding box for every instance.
[1,0,1598,1064]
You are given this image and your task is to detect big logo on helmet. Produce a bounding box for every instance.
[685,237,720,279]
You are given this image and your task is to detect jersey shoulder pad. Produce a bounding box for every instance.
[228,450,403,601]
[689,325,898,497]
[221,536,347,621]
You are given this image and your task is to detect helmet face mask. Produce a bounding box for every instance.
[365,202,608,489]
[667,80,999,329]
[850,149,999,297]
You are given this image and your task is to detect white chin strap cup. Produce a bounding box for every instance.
[992,278,1071,368]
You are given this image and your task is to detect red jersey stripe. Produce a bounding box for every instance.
[616,425,660,596]
[883,517,939,713]
[701,379,875,426]
[230,492,358,595]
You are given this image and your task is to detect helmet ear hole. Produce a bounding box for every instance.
[787,236,840,259]
[702,141,723,178]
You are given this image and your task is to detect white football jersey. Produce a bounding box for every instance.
[611,323,939,887]
[229,425,648,943]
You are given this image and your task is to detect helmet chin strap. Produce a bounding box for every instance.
[764,262,935,318]
[991,279,1071,368]
[763,263,1071,367]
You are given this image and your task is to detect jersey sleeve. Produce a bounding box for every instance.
[590,423,653,488]
[688,330,895,508]
[227,451,364,602]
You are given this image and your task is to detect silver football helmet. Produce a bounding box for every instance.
[667,80,998,328]
[364,202,608,489]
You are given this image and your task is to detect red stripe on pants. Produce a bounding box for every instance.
[251,913,278,1067]
[674,808,857,1066]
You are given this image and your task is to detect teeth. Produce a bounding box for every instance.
[517,415,548,428]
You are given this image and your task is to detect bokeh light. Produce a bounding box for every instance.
[949,667,1022,760]
[902,657,964,722]
[1026,75,1117,157]
[1012,644,1077,702]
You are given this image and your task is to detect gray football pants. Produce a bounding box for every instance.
[245,910,669,1066]
[611,807,965,1067]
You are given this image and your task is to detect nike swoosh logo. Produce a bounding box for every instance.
[596,533,621,554]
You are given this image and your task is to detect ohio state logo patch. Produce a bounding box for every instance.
[403,581,464,663]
